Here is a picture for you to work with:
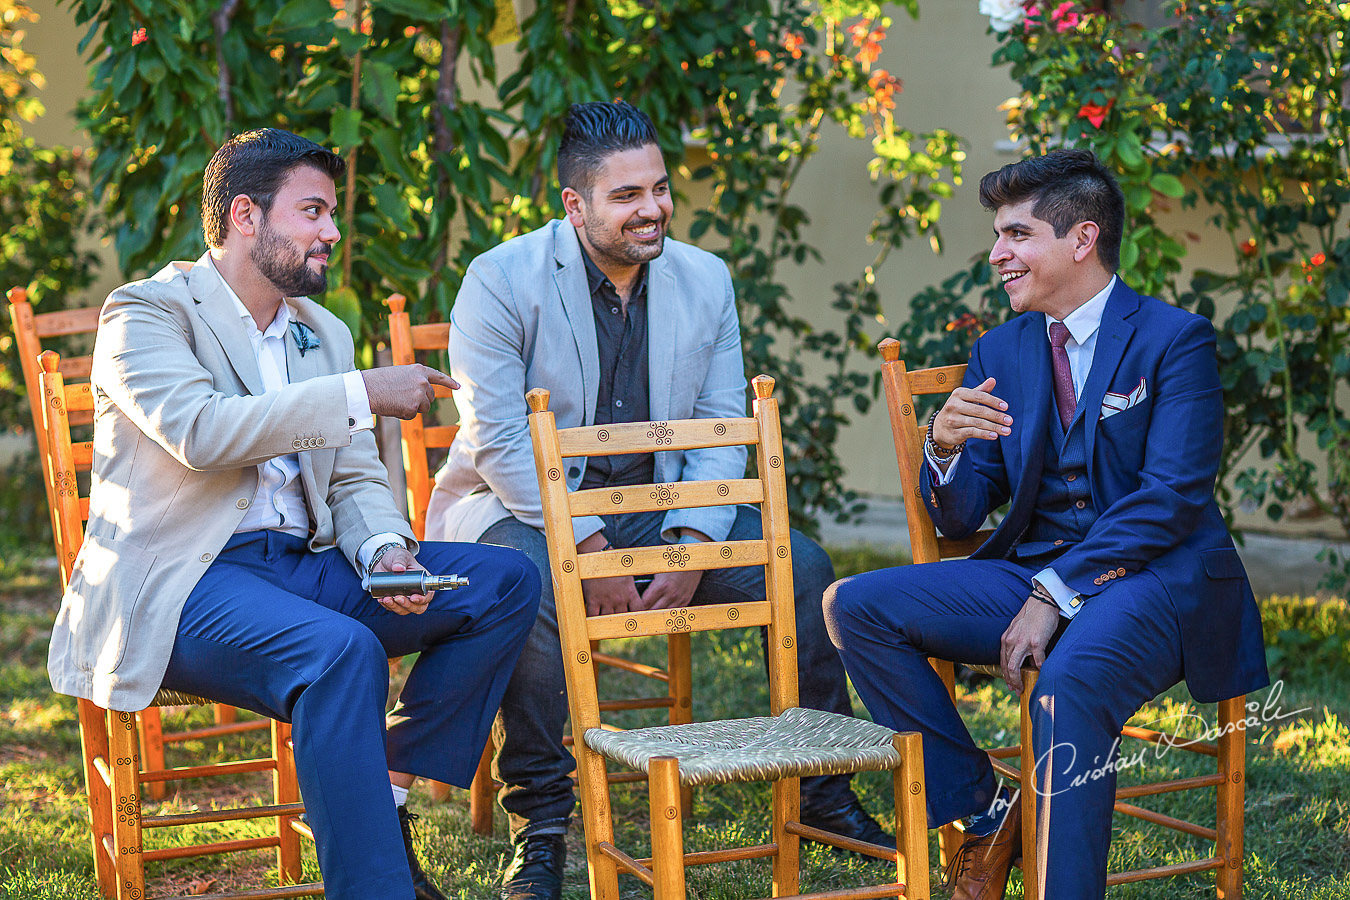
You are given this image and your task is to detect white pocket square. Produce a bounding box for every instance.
[1100,377,1147,420]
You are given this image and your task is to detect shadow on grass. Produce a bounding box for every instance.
[2,546,1348,899]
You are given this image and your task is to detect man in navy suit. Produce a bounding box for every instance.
[824,149,1268,900]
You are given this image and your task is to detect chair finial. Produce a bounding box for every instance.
[526,388,551,412]
[39,350,60,372]
[386,293,406,313]
[751,375,775,400]
[7,286,28,305]
[878,338,901,362]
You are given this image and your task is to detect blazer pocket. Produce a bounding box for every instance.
[67,534,157,673]
[1200,547,1245,580]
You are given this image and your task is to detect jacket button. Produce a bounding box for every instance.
[1093,577,1102,585]
[1053,539,1064,546]
[1066,474,1077,482]
[1075,500,1086,509]
[316,437,325,447]
[568,466,580,479]
[1108,571,1117,579]
[1116,567,1126,576]
[292,440,303,450]
[200,552,213,562]
[237,498,250,509]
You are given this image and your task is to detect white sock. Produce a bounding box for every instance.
[391,783,409,808]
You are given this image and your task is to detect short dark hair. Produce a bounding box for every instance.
[557,101,660,199]
[201,128,345,248]
[978,149,1126,272]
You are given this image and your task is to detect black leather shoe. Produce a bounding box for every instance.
[398,806,448,900]
[800,792,897,852]
[500,832,566,900]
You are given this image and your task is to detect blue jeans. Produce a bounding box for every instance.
[160,531,540,900]
[481,504,855,838]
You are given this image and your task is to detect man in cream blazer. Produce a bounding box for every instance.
[46,129,540,900]
[425,102,886,900]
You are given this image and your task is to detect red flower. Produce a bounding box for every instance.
[782,32,805,59]
[1240,239,1257,257]
[403,25,419,38]
[868,69,902,110]
[131,27,148,46]
[1076,97,1115,128]
[1311,252,1327,267]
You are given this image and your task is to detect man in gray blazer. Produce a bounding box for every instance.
[46,129,540,900]
[425,102,887,900]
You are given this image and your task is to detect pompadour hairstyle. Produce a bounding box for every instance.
[201,128,345,249]
[557,101,660,199]
[978,148,1126,272]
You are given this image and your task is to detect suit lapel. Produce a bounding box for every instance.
[647,255,675,422]
[189,254,264,396]
[552,224,600,425]
[1005,316,1050,531]
[1080,280,1138,465]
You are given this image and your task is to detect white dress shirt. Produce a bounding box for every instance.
[208,261,403,573]
[926,276,1117,618]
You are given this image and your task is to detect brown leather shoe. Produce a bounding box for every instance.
[943,800,1022,900]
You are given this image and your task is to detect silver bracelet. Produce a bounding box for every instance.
[366,541,404,576]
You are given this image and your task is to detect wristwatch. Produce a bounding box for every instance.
[366,541,404,576]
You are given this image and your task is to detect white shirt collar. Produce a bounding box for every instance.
[1047,274,1116,346]
[207,257,291,339]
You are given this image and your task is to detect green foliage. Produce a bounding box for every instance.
[902,0,1350,579]
[1261,595,1350,680]
[64,0,964,533]
[0,0,99,549]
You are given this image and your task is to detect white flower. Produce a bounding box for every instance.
[980,0,1025,32]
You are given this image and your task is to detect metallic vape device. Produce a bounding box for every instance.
[369,572,469,597]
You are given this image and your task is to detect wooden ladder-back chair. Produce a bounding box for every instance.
[9,287,266,800]
[385,293,695,831]
[877,338,1247,900]
[526,375,930,900]
[38,351,322,900]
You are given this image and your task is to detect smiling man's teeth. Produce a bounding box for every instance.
[1001,271,1027,283]
[630,224,658,235]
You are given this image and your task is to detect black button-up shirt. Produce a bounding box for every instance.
[579,248,655,490]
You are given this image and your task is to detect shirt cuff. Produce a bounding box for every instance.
[923,443,962,485]
[356,533,407,588]
[1033,568,1084,619]
[343,370,375,433]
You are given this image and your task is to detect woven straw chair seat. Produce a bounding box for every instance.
[584,706,902,787]
[151,689,214,708]
[965,663,1001,679]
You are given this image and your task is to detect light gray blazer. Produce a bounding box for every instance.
[47,253,414,711]
[425,219,747,545]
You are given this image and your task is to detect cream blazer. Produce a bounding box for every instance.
[47,254,414,711]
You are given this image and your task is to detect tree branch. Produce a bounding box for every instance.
[427,20,463,301]
[211,0,242,137]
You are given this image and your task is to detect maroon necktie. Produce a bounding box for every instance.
[1049,322,1076,430]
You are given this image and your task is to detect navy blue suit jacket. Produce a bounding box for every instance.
[921,280,1268,703]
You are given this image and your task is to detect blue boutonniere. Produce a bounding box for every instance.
[289,320,321,357]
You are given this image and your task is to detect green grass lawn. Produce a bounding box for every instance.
[2,546,1348,899]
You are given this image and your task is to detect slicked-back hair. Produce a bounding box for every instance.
[557,101,660,200]
[978,149,1126,272]
[201,128,345,248]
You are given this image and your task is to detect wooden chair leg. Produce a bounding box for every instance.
[1215,695,1246,899]
[666,633,694,818]
[78,699,116,899]
[273,720,303,885]
[136,707,167,800]
[577,749,620,900]
[1020,668,1040,900]
[893,733,929,900]
[649,757,687,900]
[469,738,495,833]
[771,776,800,898]
[108,710,145,900]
